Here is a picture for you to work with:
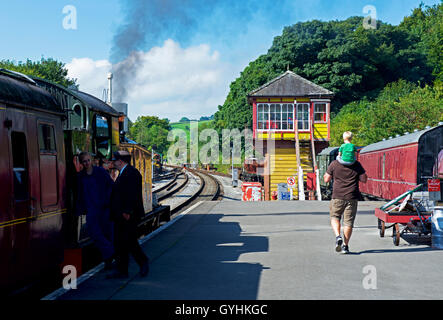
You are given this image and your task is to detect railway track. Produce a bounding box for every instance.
[155,172,189,201]
[169,168,221,214]
[158,165,222,215]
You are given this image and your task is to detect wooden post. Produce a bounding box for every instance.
[310,118,322,201]
[295,103,305,200]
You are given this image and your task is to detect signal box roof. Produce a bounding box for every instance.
[248,71,334,101]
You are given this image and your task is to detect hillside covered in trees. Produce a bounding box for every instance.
[214,3,442,146]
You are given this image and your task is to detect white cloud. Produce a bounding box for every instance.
[66,40,234,122]
[66,57,111,100]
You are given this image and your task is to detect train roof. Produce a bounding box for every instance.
[318,147,339,155]
[31,76,120,117]
[0,70,61,113]
[360,123,443,154]
[74,90,120,117]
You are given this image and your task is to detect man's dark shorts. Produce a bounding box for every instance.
[329,199,358,227]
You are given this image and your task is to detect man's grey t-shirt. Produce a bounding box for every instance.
[326,160,366,200]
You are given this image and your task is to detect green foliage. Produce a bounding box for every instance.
[330,100,368,146]
[331,80,443,145]
[400,3,443,82]
[215,8,439,131]
[0,57,77,88]
[128,116,171,155]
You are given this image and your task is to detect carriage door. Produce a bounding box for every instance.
[296,103,310,132]
[5,108,34,279]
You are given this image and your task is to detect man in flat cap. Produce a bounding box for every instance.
[107,150,150,278]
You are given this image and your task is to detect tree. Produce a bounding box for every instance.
[214,12,435,131]
[331,80,443,146]
[128,116,171,155]
[0,57,77,87]
[400,3,443,82]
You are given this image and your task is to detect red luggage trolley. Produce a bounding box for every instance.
[375,184,433,246]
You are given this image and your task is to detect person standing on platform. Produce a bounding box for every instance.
[323,156,367,254]
[107,151,150,278]
[76,152,115,269]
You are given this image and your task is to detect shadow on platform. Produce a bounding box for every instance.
[60,212,269,300]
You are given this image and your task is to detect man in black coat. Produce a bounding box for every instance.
[107,151,149,278]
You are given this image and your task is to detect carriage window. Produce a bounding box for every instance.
[314,103,327,122]
[38,124,56,152]
[96,115,109,137]
[11,132,29,201]
[38,123,59,207]
[94,115,110,158]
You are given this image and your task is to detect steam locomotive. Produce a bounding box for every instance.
[0,69,166,294]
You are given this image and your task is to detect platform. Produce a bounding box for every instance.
[51,200,443,300]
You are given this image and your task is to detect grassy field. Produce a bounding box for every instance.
[170,120,213,132]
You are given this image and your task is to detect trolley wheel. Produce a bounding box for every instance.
[392,223,400,246]
[378,219,385,237]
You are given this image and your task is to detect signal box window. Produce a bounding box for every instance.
[314,103,327,122]
[11,132,29,201]
[297,103,310,131]
[257,104,294,130]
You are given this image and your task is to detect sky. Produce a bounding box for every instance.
[0,0,440,122]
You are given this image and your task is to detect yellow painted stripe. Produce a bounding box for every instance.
[256,98,268,102]
[0,210,67,228]
[0,208,66,226]
[0,209,66,228]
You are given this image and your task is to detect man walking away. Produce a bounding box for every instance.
[108,151,150,278]
[323,158,367,254]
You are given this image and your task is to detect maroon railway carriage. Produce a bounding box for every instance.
[0,71,66,291]
[359,123,443,201]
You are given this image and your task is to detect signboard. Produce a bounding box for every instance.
[278,183,290,200]
[428,179,441,192]
[280,192,291,200]
[287,176,296,187]
[428,179,441,201]
[242,182,262,201]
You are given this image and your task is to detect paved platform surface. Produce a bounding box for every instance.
[58,200,443,300]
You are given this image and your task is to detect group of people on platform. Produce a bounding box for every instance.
[76,150,149,279]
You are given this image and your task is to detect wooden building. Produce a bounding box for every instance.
[247,71,334,200]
